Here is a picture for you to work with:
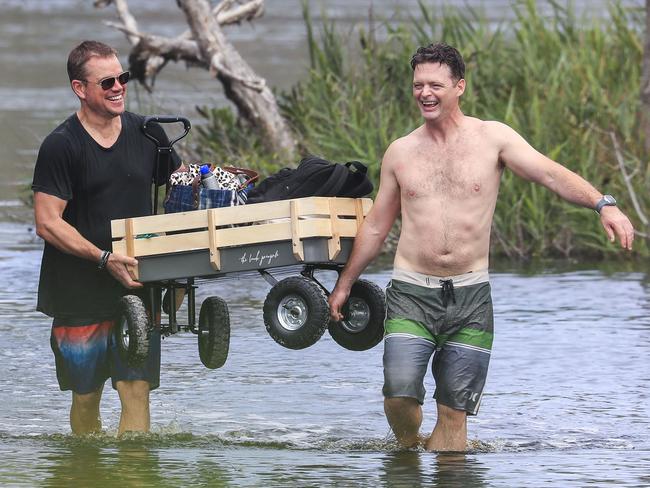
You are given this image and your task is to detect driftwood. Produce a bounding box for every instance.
[94,0,297,159]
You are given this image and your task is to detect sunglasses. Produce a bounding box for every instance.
[86,71,130,90]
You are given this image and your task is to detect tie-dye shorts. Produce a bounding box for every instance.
[50,317,161,394]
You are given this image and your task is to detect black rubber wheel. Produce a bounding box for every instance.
[198,296,230,369]
[115,295,150,365]
[328,279,386,351]
[263,276,330,350]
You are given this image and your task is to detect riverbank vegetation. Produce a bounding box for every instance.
[195,0,649,260]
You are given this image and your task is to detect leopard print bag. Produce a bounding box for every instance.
[164,163,258,213]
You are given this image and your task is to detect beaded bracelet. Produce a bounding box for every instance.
[98,250,111,270]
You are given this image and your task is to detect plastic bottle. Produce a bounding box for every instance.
[200,165,219,190]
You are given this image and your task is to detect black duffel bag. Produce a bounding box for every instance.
[246,156,373,204]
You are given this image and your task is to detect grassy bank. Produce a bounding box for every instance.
[196,0,649,260]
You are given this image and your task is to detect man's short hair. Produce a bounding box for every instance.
[67,40,118,82]
[410,43,465,81]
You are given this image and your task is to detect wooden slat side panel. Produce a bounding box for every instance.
[354,199,365,231]
[290,200,304,260]
[112,197,373,238]
[362,198,373,214]
[111,200,296,238]
[207,209,221,270]
[110,198,323,238]
[299,197,355,216]
[134,230,211,257]
[116,218,360,258]
[126,222,291,257]
[112,211,208,239]
[300,197,372,217]
[328,198,341,260]
[112,240,127,255]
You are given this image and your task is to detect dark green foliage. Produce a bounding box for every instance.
[193,106,281,177]
[195,0,648,259]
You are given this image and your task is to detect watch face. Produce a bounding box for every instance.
[604,195,616,205]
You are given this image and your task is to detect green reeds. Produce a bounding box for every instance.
[196,0,648,259]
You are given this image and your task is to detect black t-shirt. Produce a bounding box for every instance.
[32,111,181,320]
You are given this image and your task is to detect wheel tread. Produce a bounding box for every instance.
[116,295,150,365]
[328,279,385,351]
[199,296,230,369]
[263,276,329,350]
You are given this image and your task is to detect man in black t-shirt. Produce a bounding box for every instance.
[32,40,180,435]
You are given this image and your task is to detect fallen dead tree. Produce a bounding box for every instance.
[94,0,297,159]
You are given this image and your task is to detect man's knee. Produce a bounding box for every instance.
[72,388,102,411]
[385,396,420,413]
[383,369,426,404]
[116,380,150,406]
[383,335,432,404]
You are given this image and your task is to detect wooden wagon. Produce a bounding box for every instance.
[111,196,385,368]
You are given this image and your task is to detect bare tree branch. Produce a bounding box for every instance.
[177,0,295,156]
[94,0,139,45]
[215,0,265,24]
[96,0,268,91]
[608,130,648,227]
[95,0,296,158]
[208,52,266,91]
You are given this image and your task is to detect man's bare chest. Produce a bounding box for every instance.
[398,147,500,200]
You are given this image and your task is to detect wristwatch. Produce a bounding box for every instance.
[595,194,616,214]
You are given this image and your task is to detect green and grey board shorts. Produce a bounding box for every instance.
[383,268,493,415]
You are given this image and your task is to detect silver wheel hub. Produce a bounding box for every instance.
[341,297,370,333]
[118,317,130,348]
[277,294,308,331]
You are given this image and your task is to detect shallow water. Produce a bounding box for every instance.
[0,221,649,487]
[2,1,649,485]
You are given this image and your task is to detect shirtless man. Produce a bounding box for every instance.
[328,43,634,452]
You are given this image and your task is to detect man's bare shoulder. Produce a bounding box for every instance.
[471,118,519,140]
[463,116,507,134]
[384,130,421,162]
[387,126,429,152]
[463,118,526,155]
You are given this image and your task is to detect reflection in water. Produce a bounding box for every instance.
[43,440,167,488]
[642,267,650,296]
[41,437,232,488]
[433,453,487,488]
[380,450,487,488]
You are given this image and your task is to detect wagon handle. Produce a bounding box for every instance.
[142,115,192,215]
[142,115,192,148]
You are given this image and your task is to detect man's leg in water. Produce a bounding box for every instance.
[425,402,467,451]
[110,318,160,436]
[71,385,103,434]
[384,397,424,447]
[382,327,435,449]
[115,380,150,435]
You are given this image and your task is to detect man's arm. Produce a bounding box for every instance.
[329,144,402,321]
[33,191,142,289]
[494,122,634,250]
